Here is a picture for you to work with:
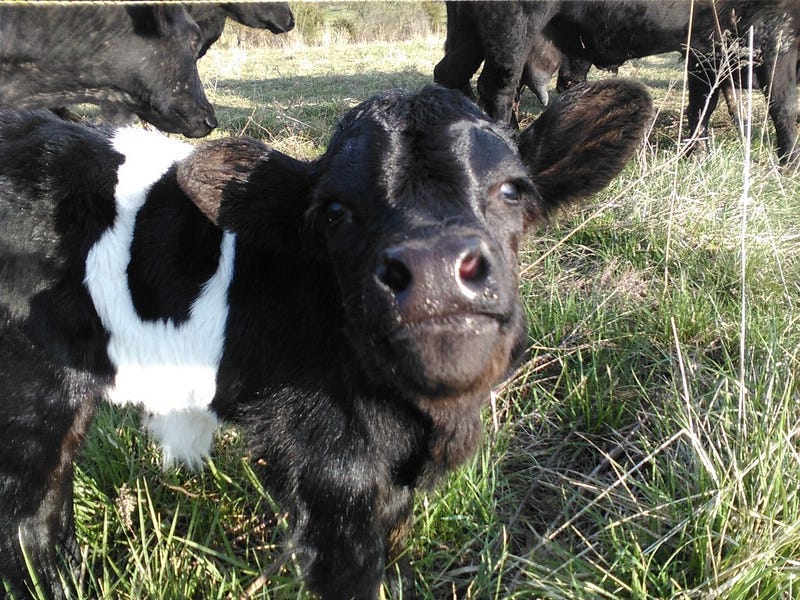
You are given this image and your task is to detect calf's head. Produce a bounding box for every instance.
[308,88,536,400]
[177,81,651,403]
[123,5,217,137]
[222,2,295,34]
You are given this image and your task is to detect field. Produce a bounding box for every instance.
[21,22,800,600]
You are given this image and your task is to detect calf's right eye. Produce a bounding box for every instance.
[325,201,352,227]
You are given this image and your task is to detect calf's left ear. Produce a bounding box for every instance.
[127,5,183,36]
[177,136,313,253]
[518,79,652,222]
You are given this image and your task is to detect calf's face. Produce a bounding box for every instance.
[308,91,531,399]
[0,82,651,600]
[222,2,295,34]
[124,6,217,137]
[177,81,653,406]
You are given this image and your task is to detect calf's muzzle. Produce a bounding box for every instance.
[376,231,500,325]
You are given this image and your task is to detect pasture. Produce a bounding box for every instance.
[30,26,800,600]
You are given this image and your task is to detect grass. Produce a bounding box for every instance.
[14,31,800,600]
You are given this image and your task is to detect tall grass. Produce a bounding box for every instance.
[220,2,446,49]
[10,31,800,600]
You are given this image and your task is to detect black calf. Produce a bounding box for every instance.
[0,81,651,599]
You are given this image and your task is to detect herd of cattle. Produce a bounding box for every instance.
[0,2,795,599]
[435,0,800,164]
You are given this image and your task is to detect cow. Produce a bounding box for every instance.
[0,80,652,599]
[186,2,295,59]
[434,2,558,119]
[434,3,611,116]
[434,0,799,165]
[67,3,296,129]
[0,4,217,138]
[718,36,800,127]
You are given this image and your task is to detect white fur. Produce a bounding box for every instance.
[84,127,236,468]
[143,410,220,470]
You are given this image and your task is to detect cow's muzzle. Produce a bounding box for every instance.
[376,233,504,323]
[373,229,519,398]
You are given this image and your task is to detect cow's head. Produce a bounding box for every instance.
[123,6,217,137]
[221,2,295,34]
[177,82,651,403]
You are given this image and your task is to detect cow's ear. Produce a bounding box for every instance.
[518,79,652,222]
[176,137,313,251]
[127,6,172,36]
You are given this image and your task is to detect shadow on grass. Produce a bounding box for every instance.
[213,68,434,107]
[208,68,434,142]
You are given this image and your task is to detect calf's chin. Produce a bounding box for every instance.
[376,312,524,400]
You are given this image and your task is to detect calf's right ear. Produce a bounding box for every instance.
[518,79,652,223]
[177,136,313,253]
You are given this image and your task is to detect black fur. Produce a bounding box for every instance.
[128,167,224,324]
[0,83,651,599]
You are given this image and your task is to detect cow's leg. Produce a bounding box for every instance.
[686,57,720,154]
[758,42,799,165]
[0,326,99,599]
[721,80,741,128]
[381,486,416,598]
[433,3,484,99]
[434,40,485,99]
[474,3,534,125]
[557,55,592,93]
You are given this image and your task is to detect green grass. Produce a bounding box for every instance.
[16,32,800,600]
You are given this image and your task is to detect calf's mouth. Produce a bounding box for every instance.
[381,309,519,400]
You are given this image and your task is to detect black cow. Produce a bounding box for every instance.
[186,2,295,59]
[434,3,611,114]
[73,3,296,128]
[435,0,799,164]
[0,5,217,138]
[435,2,558,114]
[0,81,652,599]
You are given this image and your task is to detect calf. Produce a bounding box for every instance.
[186,2,295,58]
[435,0,799,164]
[0,5,217,137]
[51,3,295,130]
[0,81,652,599]
[434,3,615,117]
[434,2,558,116]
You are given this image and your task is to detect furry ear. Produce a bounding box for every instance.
[176,136,267,226]
[127,6,171,37]
[128,5,193,37]
[518,79,652,221]
[176,136,313,251]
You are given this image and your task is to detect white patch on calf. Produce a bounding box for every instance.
[84,127,236,468]
[143,410,220,470]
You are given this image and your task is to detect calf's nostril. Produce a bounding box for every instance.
[458,248,485,282]
[377,253,412,293]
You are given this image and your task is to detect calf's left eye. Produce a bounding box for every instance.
[499,182,520,205]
